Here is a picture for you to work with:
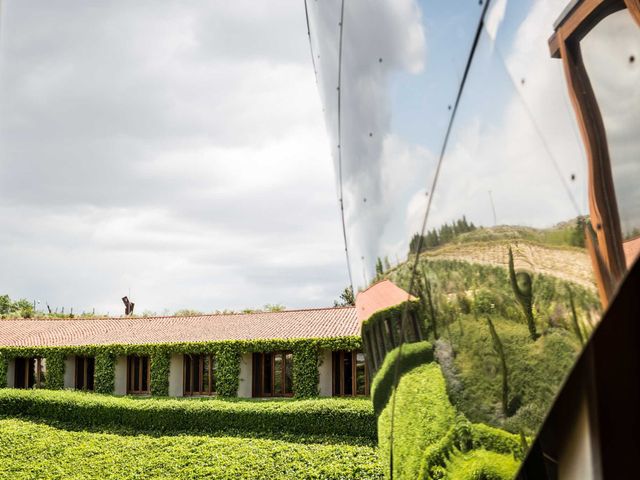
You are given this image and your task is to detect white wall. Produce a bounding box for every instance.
[168,354,183,397]
[238,353,252,398]
[114,356,127,395]
[318,349,333,397]
[64,357,74,389]
[6,359,15,388]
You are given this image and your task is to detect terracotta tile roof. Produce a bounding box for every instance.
[624,236,640,268]
[0,307,358,348]
[355,279,416,323]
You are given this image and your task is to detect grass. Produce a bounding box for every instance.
[0,417,383,480]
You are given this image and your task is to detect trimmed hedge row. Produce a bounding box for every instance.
[370,341,433,415]
[0,389,377,440]
[0,336,362,398]
[371,347,522,479]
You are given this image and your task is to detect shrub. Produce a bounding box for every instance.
[443,449,519,480]
[0,417,383,480]
[0,389,376,440]
[470,423,523,459]
[377,363,456,479]
[370,341,433,415]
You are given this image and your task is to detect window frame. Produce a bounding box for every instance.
[74,355,95,391]
[14,357,46,389]
[183,353,217,396]
[251,351,293,397]
[332,350,370,397]
[126,355,150,395]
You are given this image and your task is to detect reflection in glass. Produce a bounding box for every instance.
[344,352,353,396]
[308,0,616,477]
[285,353,293,394]
[274,353,283,395]
[202,355,210,392]
[581,9,640,264]
[356,352,366,395]
[263,353,272,395]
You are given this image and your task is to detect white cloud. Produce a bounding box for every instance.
[0,1,348,313]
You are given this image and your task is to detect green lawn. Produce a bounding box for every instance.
[0,417,383,480]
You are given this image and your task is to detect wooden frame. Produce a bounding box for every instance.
[14,357,45,389]
[549,0,640,306]
[251,351,293,397]
[126,355,150,395]
[183,354,217,396]
[74,356,95,391]
[332,350,369,397]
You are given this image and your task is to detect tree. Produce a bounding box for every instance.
[11,298,34,318]
[508,246,538,341]
[486,316,509,416]
[334,286,355,307]
[383,256,391,271]
[263,304,285,312]
[375,257,384,277]
[173,309,204,316]
[567,286,584,346]
[0,295,11,315]
[570,216,587,248]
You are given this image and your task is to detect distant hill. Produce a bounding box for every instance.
[372,223,600,437]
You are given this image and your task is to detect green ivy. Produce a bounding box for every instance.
[0,352,7,388]
[216,343,240,397]
[44,351,65,390]
[292,341,319,398]
[150,350,170,396]
[0,336,362,398]
[361,300,424,376]
[94,352,116,394]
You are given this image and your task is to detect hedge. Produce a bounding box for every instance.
[361,301,425,375]
[371,349,523,479]
[370,341,433,415]
[0,336,362,398]
[378,363,456,479]
[442,449,519,480]
[0,389,377,440]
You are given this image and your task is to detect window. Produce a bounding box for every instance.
[14,357,46,389]
[332,350,369,396]
[183,354,217,396]
[252,351,293,397]
[75,356,95,391]
[126,355,150,394]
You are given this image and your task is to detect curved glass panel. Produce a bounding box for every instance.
[581,9,640,266]
[307,0,625,477]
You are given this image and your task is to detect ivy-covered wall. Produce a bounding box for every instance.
[0,336,362,398]
[361,300,424,377]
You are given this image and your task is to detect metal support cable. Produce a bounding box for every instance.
[303,0,319,83]
[336,0,355,293]
[303,0,354,293]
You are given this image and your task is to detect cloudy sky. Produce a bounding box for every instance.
[309,0,638,289]
[0,1,350,314]
[2,1,636,313]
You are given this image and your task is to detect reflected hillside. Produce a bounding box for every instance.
[378,220,600,436]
